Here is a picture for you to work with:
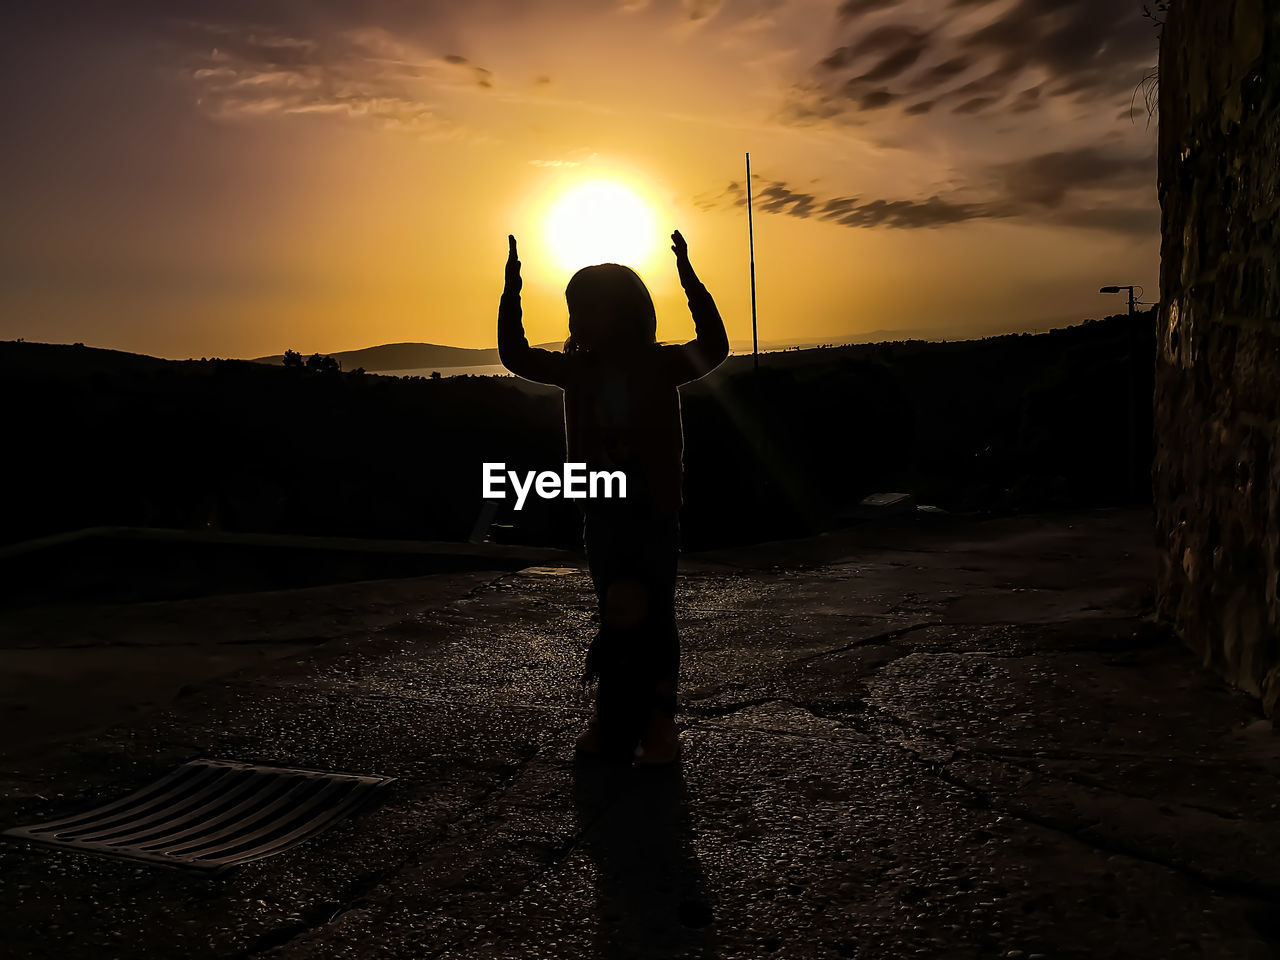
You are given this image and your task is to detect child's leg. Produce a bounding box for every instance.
[649,517,681,710]
[636,518,682,764]
[581,507,648,756]
[580,504,681,760]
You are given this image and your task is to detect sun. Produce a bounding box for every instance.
[544,180,658,274]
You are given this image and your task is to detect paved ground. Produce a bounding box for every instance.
[2,506,1279,960]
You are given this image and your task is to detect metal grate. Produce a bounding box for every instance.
[2,758,395,871]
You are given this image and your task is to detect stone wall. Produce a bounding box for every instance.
[1155,0,1280,713]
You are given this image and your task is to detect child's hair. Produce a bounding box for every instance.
[563,263,657,356]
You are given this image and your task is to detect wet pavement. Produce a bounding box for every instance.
[2,506,1278,959]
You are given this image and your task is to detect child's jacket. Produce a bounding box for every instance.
[498,280,728,517]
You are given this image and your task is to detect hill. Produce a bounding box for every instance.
[1,340,173,378]
[251,318,1066,373]
[251,341,560,372]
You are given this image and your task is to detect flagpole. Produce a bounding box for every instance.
[746,152,758,374]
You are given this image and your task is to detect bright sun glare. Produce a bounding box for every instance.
[544,180,657,274]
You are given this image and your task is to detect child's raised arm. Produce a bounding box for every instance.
[660,230,729,385]
[497,235,570,387]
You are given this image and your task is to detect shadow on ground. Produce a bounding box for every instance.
[570,764,719,959]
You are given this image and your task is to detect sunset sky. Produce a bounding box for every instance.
[1,1,1162,360]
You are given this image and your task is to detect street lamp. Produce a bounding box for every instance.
[1098,285,1143,503]
[1099,285,1138,316]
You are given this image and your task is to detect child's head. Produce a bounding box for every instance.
[564,263,656,355]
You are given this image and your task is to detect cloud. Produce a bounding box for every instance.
[819,193,997,228]
[762,0,1159,247]
[909,55,971,88]
[693,142,1155,233]
[838,0,903,17]
[441,54,493,88]
[821,25,931,71]
[792,0,1154,121]
[989,146,1153,207]
[1053,205,1158,233]
[959,0,1152,101]
[855,42,930,82]
[857,88,897,110]
[529,148,599,169]
[185,23,493,139]
[952,96,997,114]
[1010,84,1043,113]
[682,0,725,21]
[694,179,998,228]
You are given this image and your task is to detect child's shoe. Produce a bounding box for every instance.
[574,717,606,756]
[636,709,681,766]
[574,714,635,763]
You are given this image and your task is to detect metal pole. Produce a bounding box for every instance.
[1125,293,1137,499]
[746,152,758,374]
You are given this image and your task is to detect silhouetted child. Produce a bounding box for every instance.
[498,230,728,764]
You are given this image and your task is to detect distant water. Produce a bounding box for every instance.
[376,363,510,379]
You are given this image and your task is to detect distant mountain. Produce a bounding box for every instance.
[732,320,1070,354]
[254,320,1070,372]
[6,317,1097,382]
[250,341,561,372]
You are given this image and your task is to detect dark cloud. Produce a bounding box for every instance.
[757,181,819,217]
[910,55,971,88]
[1052,205,1159,233]
[855,42,930,82]
[683,0,723,21]
[822,24,931,71]
[990,146,1153,207]
[821,194,996,227]
[837,0,902,18]
[693,143,1155,234]
[694,180,995,229]
[1010,84,1042,113]
[796,0,1154,122]
[819,48,849,71]
[692,180,741,212]
[858,88,896,110]
[958,0,1152,102]
[953,96,997,114]
[812,24,934,113]
[948,54,1024,97]
[903,99,934,115]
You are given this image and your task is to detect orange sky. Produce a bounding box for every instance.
[0,1,1161,359]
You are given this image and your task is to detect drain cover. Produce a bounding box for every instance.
[2,758,395,871]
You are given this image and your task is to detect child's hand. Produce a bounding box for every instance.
[505,234,522,293]
[670,230,688,261]
[671,229,696,286]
